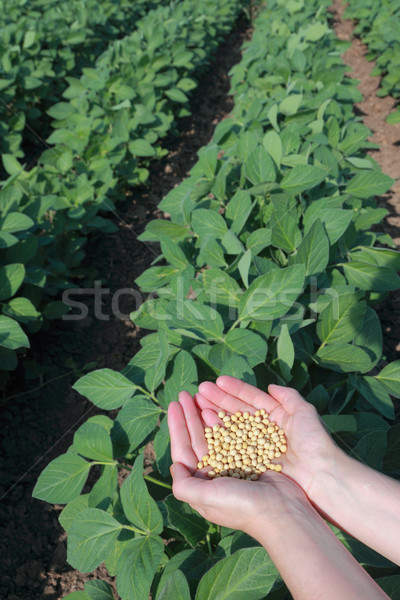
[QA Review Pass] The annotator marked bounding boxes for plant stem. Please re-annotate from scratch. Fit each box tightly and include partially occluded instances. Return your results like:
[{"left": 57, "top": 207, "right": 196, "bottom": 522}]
[
  {"left": 123, "top": 524, "right": 147, "bottom": 535},
  {"left": 206, "top": 533, "right": 213, "bottom": 556},
  {"left": 144, "top": 474, "right": 172, "bottom": 490}
]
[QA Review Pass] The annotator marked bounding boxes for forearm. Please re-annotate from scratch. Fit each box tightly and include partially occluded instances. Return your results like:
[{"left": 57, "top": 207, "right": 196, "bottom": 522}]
[
  {"left": 311, "top": 446, "right": 400, "bottom": 564},
  {"left": 249, "top": 504, "right": 390, "bottom": 600}
]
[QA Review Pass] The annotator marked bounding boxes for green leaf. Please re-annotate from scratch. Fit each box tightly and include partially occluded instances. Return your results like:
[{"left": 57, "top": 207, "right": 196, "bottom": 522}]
[
  {"left": 135, "top": 266, "right": 178, "bottom": 292},
  {"left": 195, "top": 547, "right": 279, "bottom": 600},
  {"left": 238, "top": 249, "right": 252, "bottom": 288},
  {"left": 279, "top": 94, "right": 303, "bottom": 116},
  {"left": 198, "top": 146, "right": 218, "bottom": 180},
  {"left": 129, "top": 139, "right": 156, "bottom": 157},
  {"left": 220, "top": 356, "right": 257, "bottom": 386},
  {"left": 246, "top": 229, "right": 272, "bottom": 255},
  {"left": 191, "top": 209, "right": 228, "bottom": 240},
  {"left": 3, "top": 297, "right": 40, "bottom": 323},
  {"left": 322, "top": 415, "right": 357, "bottom": 432},
  {"left": 0, "top": 263, "right": 25, "bottom": 300},
  {"left": 277, "top": 324, "right": 294, "bottom": 381},
  {"left": 164, "top": 495, "right": 208, "bottom": 546},
  {"left": 88, "top": 465, "right": 118, "bottom": 511},
  {"left": 349, "top": 247, "right": 400, "bottom": 271},
  {"left": 0, "top": 232, "right": 18, "bottom": 249},
  {"left": 270, "top": 211, "right": 301, "bottom": 253},
  {"left": 63, "top": 593, "right": 90, "bottom": 600},
  {"left": 0, "top": 315, "right": 29, "bottom": 350},
  {"left": 316, "top": 343, "right": 372, "bottom": 374},
  {"left": 198, "top": 237, "right": 227, "bottom": 268},
  {"left": 73, "top": 369, "right": 136, "bottom": 409},
  {"left": 238, "top": 265, "right": 305, "bottom": 322},
  {"left": 0, "top": 212, "right": 34, "bottom": 233},
  {"left": 304, "top": 22, "right": 329, "bottom": 41},
  {"left": 203, "top": 269, "right": 242, "bottom": 307},
  {"left": 33, "top": 454, "right": 91, "bottom": 503},
  {"left": 374, "top": 361, "right": 400, "bottom": 398},
  {"left": 156, "top": 570, "right": 191, "bottom": 600},
  {"left": 158, "top": 549, "right": 211, "bottom": 597},
  {"left": 153, "top": 416, "right": 172, "bottom": 477},
  {"left": 317, "top": 293, "right": 366, "bottom": 344},
  {"left": 139, "top": 220, "right": 189, "bottom": 243},
  {"left": 291, "top": 219, "right": 329, "bottom": 276},
  {"left": 226, "top": 191, "right": 253, "bottom": 235},
  {"left": 166, "top": 87, "right": 188, "bottom": 103},
  {"left": 67, "top": 508, "right": 122, "bottom": 572},
  {"left": 145, "top": 331, "right": 169, "bottom": 393},
  {"left": 342, "top": 262, "right": 400, "bottom": 291},
  {"left": 353, "top": 307, "right": 382, "bottom": 371},
  {"left": 263, "top": 130, "right": 282, "bottom": 166},
  {"left": 164, "top": 350, "right": 198, "bottom": 406},
  {"left": 223, "top": 329, "right": 268, "bottom": 367},
  {"left": 59, "top": 495, "right": 90, "bottom": 533},
  {"left": 304, "top": 208, "right": 353, "bottom": 245},
  {"left": 160, "top": 239, "right": 188, "bottom": 269},
  {"left": 243, "top": 145, "right": 275, "bottom": 184},
  {"left": 116, "top": 536, "right": 164, "bottom": 600},
  {"left": 345, "top": 172, "right": 394, "bottom": 198},
  {"left": 120, "top": 455, "right": 163, "bottom": 534},
  {"left": 114, "top": 397, "right": 161, "bottom": 455},
  {"left": 350, "top": 375, "right": 394, "bottom": 419},
  {"left": 350, "top": 430, "right": 387, "bottom": 470},
  {"left": 376, "top": 576, "right": 400, "bottom": 600},
  {"left": 74, "top": 420, "right": 114, "bottom": 461},
  {"left": 85, "top": 580, "right": 115, "bottom": 600},
  {"left": 280, "top": 165, "right": 325, "bottom": 194},
  {"left": 168, "top": 300, "right": 224, "bottom": 341}
]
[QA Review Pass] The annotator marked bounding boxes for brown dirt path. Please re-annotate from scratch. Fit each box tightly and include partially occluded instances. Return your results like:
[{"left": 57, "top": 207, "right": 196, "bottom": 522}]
[
  {"left": 0, "top": 19, "right": 250, "bottom": 600},
  {"left": 330, "top": 0, "right": 400, "bottom": 361}
]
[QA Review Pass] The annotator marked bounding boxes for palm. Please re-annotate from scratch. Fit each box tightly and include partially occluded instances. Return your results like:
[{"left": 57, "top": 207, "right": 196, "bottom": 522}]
[
  {"left": 167, "top": 388, "right": 310, "bottom": 532},
  {"left": 195, "top": 376, "right": 335, "bottom": 496}
]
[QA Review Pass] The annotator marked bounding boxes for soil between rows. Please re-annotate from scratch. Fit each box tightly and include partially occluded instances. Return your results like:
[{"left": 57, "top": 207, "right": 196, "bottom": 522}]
[{"left": 1, "top": 5, "right": 399, "bottom": 599}]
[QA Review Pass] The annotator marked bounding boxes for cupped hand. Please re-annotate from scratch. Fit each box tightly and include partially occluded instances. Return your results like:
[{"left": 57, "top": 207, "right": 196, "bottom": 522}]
[
  {"left": 167, "top": 391, "right": 312, "bottom": 537},
  {"left": 195, "top": 376, "right": 338, "bottom": 499}
]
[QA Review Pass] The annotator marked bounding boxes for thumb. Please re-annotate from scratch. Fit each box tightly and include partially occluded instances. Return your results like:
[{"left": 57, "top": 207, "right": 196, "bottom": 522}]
[{"left": 170, "top": 462, "right": 208, "bottom": 505}]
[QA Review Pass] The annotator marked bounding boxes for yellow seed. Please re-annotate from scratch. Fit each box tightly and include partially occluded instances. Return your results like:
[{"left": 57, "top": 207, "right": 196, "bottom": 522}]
[
  {"left": 255, "top": 410, "right": 261, "bottom": 417},
  {"left": 220, "top": 469, "right": 228, "bottom": 476},
  {"left": 213, "top": 425, "right": 220, "bottom": 431},
  {"left": 197, "top": 461, "right": 204, "bottom": 469},
  {"left": 232, "top": 473, "right": 240, "bottom": 478},
  {"left": 275, "top": 451, "right": 281, "bottom": 458},
  {"left": 205, "top": 432, "right": 213, "bottom": 439},
  {"left": 250, "top": 474, "right": 259, "bottom": 480},
  {"left": 216, "top": 461, "right": 224, "bottom": 470},
  {"left": 260, "top": 409, "right": 266, "bottom": 415},
  {"left": 244, "top": 466, "right": 252, "bottom": 474},
  {"left": 218, "top": 411, "right": 226, "bottom": 418},
  {"left": 280, "top": 445, "right": 287, "bottom": 453},
  {"left": 243, "top": 411, "right": 249, "bottom": 418},
  {"left": 275, "top": 464, "right": 283, "bottom": 472},
  {"left": 223, "top": 415, "right": 231, "bottom": 422},
  {"left": 208, "top": 470, "right": 216, "bottom": 478}
]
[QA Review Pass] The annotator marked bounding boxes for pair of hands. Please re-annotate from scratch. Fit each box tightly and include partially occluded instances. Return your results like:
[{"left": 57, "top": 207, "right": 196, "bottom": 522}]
[{"left": 167, "top": 376, "right": 338, "bottom": 537}]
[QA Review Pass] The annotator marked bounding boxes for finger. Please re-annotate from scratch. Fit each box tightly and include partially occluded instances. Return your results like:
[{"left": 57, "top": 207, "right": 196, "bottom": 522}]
[
  {"left": 268, "top": 384, "right": 307, "bottom": 415},
  {"left": 167, "top": 401, "right": 198, "bottom": 472},
  {"left": 171, "top": 462, "right": 212, "bottom": 505},
  {"left": 201, "top": 408, "right": 224, "bottom": 428},
  {"left": 216, "top": 376, "right": 280, "bottom": 413},
  {"left": 198, "top": 381, "right": 255, "bottom": 414},
  {"left": 179, "top": 391, "right": 209, "bottom": 460}
]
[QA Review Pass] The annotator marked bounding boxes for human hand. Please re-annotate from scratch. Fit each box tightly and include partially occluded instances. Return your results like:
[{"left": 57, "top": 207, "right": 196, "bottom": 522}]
[
  {"left": 195, "top": 376, "right": 338, "bottom": 499},
  {"left": 167, "top": 390, "right": 313, "bottom": 538}
]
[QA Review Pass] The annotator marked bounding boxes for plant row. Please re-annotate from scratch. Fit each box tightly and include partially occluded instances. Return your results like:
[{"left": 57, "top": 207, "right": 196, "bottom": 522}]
[
  {"left": 344, "top": 0, "right": 400, "bottom": 123},
  {"left": 0, "top": 0, "right": 169, "bottom": 159},
  {"left": 0, "top": 0, "right": 245, "bottom": 385},
  {"left": 34, "top": 0, "right": 400, "bottom": 598}
]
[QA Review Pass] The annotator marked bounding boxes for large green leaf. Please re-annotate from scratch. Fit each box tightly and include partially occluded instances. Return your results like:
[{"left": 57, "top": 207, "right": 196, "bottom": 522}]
[
  {"left": 0, "top": 315, "right": 30, "bottom": 349},
  {"left": 191, "top": 209, "right": 228, "bottom": 240},
  {"left": 243, "top": 145, "right": 275, "bottom": 184},
  {"left": 270, "top": 211, "right": 301, "bottom": 253},
  {"left": 277, "top": 323, "right": 294, "bottom": 381},
  {"left": 3, "top": 297, "right": 40, "bottom": 323},
  {"left": 304, "top": 208, "right": 353, "bottom": 245},
  {"left": 0, "top": 212, "right": 34, "bottom": 233},
  {"left": 291, "top": 219, "right": 329, "bottom": 276},
  {"left": 223, "top": 329, "right": 268, "bottom": 367},
  {"left": 33, "top": 453, "right": 91, "bottom": 504},
  {"left": 85, "top": 580, "right": 115, "bottom": 600},
  {"left": 139, "top": 220, "right": 189, "bottom": 243},
  {"left": 153, "top": 416, "right": 172, "bottom": 477},
  {"left": 59, "top": 494, "right": 90, "bottom": 533},
  {"left": 280, "top": 165, "right": 325, "bottom": 194},
  {"left": 164, "top": 495, "right": 208, "bottom": 547},
  {"left": 195, "top": 547, "right": 279, "bottom": 600},
  {"left": 316, "top": 343, "right": 372, "bottom": 374},
  {"left": 225, "top": 191, "right": 253, "bottom": 235},
  {"left": 168, "top": 300, "right": 224, "bottom": 341},
  {"left": 345, "top": 171, "right": 394, "bottom": 198},
  {"left": 350, "top": 375, "right": 395, "bottom": 419},
  {"left": 88, "top": 465, "right": 118, "bottom": 511},
  {"left": 113, "top": 397, "right": 161, "bottom": 455},
  {"left": 0, "top": 263, "right": 25, "bottom": 300},
  {"left": 376, "top": 576, "right": 400, "bottom": 600},
  {"left": 374, "top": 361, "right": 400, "bottom": 398},
  {"left": 120, "top": 455, "right": 163, "bottom": 534},
  {"left": 74, "top": 420, "right": 114, "bottom": 462},
  {"left": 353, "top": 307, "right": 382, "bottom": 371},
  {"left": 203, "top": 268, "right": 242, "bottom": 307},
  {"left": 238, "top": 265, "right": 305, "bottom": 322},
  {"left": 67, "top": 508, "right": 122, "bottom": 572},
  {"left": 116, "top": 535, "right": 164, "bottom": 600},
  {"left": 342, "top": 262, "right": 400, "bottom": 291},
  {"left": 73, "top": 369, "right": 137, "bottom": 409},
  {"left": 350, "top": 430, "right": 387, "bottom": 470},
  {"left": 156, "top": 570, "right": 191, "bottom": 600},
  {"left": 317, "top": 293, "right": 366, "bottom": 344},
  {"left": 144, "top": 331, "right": 169, "bottom": 393},
  {"left": 164, "top": 349, "right": 198, "bottom": 406}
]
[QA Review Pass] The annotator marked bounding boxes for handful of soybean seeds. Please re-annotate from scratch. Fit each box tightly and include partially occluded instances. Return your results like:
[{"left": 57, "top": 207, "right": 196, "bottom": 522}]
[{"left": 198, "top": 409, "right": 287, "bottom": 480}]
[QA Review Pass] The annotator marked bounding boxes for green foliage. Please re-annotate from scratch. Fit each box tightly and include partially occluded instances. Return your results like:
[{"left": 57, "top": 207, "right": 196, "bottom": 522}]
[
  {"left": 344, "top": 0, "right": 400, "bottom": 124},
  {"left": 0, "top": 0, "right": 244, "bottom": 382},
  {"left": 34, "top": 0, "right": 400, "bottom": 598}
]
